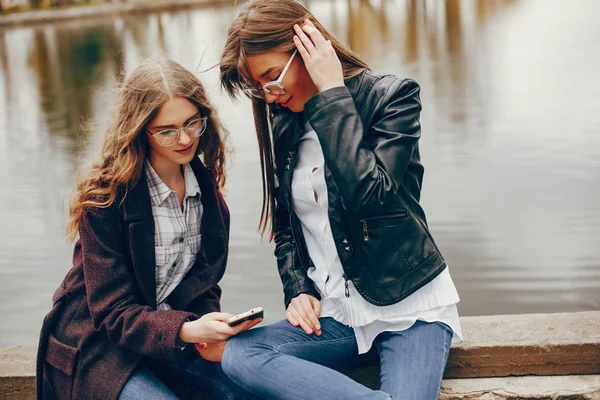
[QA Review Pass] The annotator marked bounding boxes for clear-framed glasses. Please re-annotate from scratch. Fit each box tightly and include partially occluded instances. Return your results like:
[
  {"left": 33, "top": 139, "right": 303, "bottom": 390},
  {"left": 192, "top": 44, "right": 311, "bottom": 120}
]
[
  {"left": 149, "top": 116, "right": 208, "bottom": 147},
  {"left": 243, "top": 50, "right": 298, "bottom": 99}
]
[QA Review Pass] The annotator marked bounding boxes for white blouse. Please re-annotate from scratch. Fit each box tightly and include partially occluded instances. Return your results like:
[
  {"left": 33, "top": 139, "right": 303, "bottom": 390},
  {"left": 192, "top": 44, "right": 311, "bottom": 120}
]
[{"left": 291, "top": 126, "right": 463, "bottom": 354}]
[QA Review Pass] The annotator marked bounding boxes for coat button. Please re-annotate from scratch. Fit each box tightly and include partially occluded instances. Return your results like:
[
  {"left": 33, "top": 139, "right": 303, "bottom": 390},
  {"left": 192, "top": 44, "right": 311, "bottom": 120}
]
[
  {"left": 345, "top": 246, "right": 351, "bottom": 252},
  {"left": 172, "top": 262, "right": 177, "bottom": 268},
  {"left": 286, "top": 165, "right": 290, "bottom": 170},
  {"left": 179, "top": 237, "right": 184, "bottom": 243},
  {"left": 343, "top": 238, "right": 348, "bottom": 244}
]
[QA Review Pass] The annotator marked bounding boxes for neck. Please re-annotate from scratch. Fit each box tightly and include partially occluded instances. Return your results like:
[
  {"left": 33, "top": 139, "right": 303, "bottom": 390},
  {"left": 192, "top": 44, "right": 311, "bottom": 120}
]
[{"left": 148, "top": 154, "right": 184, "bottom": 190}]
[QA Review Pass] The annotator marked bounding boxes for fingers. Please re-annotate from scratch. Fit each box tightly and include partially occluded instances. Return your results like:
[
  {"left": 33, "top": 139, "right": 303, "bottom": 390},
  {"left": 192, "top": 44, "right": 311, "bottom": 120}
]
[
  {"left": 287, "top": 295, "right": 322, "bottom": 335},
  {"left": 294, "top": 23, "right": 316, "bottom": 54},
  {"left": 310, "top": 297, "right": 322, "bottom": 335},
  {"left": 287, "top": 305, "right": 314, "bottom": 334},
  {"left": 298, "top": 295, "right": 321, "bottom": 335},
  {"left": 286, "top": 310, "right": 299, "bottom": 327},
  {"left": 243, "top": 318, "right": 263, "bottom": 331},
  {"left": 294, "top": 25, "right": 311, "bottom": 63},
  {"left": 301, "top": 19, "right": 328, "bottom": 49},
  {"left": 203, "top": 312, "right": 235, "bottom": 322},
  {"left": 293, "top": 35, "right": 310, "bottom": 63},
  {"left": 230, "top": 318, "right": 263, "bottom": 336},
  {"left": 311, "top": 296, "right": 322, "bottom": 318},
  {"left": 249, "top": 318, "right": 263, "bottom": 329}
]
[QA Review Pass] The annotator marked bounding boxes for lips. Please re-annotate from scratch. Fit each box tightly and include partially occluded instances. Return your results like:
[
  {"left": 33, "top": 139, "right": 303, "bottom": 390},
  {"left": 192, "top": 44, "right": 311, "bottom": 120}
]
[
  {"left": 175, "top": 144, "right": 194, "bottom": 154},
  {"left": 279, "top": 96, "right": 293, "bottom": 107}
]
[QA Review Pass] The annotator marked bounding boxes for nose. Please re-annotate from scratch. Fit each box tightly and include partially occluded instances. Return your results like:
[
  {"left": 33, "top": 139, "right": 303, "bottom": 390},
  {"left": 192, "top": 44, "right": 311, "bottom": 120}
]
[
  {"left": 264, "top": 93, "right": 277, "bottom": 104},
  {"left": 178, "top": 129, "right": 192, "bottom": 146}
]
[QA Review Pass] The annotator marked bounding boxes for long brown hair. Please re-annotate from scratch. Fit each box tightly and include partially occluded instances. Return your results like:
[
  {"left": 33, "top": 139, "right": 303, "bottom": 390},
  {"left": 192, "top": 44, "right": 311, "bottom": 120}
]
[
  {"left": 220, "top": 0, "right": 369, "bottom": 240},
  {"left": 66, "top": 55, "right": 228, "bottom": 241}
]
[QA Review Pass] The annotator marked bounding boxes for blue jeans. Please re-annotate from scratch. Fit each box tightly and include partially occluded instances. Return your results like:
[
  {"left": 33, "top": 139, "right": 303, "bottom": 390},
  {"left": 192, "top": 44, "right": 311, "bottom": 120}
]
[
  {"left": 118, "top": 356, "right": 253, "bottom": 400},
  {"left": 222, "top": 318, "right": 453, "bottom": 400}
]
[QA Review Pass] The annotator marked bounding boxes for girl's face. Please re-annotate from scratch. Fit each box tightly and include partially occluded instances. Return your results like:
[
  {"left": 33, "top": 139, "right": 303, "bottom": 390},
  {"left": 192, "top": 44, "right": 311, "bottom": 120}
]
[
  {"left": 246, "top": 50, "right": 318, "bottom": 112},
  {"left": 146, "top": 96, "right": 202, "bottom": 168}
]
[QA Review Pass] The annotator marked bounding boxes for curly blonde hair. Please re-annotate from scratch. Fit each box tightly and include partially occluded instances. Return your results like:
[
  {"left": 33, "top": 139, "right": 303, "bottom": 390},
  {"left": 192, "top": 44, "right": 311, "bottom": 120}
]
[{"left": 66, "top": 55, "right": 228, "bottom": 241}]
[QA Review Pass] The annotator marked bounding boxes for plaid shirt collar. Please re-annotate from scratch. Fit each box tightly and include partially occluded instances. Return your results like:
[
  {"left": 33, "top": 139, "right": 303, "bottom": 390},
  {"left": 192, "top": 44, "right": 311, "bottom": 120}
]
[{"left": 145, "top": 161, "right": 201, "bottom": 207}]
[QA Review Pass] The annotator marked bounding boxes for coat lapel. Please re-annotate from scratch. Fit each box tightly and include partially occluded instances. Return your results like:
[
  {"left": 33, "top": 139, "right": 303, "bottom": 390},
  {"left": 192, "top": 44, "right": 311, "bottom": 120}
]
[{"left": 122, "top": 176, "right": 157, "bottom": 309}]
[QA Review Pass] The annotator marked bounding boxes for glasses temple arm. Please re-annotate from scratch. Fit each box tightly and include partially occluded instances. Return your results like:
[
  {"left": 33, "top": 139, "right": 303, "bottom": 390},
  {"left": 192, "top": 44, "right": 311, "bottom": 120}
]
[{"left": 277, "top": 50, "right": 298, "bottom": 83}]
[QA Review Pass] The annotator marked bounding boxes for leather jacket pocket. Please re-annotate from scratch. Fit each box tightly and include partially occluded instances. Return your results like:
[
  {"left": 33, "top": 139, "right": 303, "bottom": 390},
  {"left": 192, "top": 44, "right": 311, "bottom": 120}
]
[
  {"left": 44, "top": 334, "right": 79, "bottom": 399},
  {"left": 358, "top": 212, "right": 436, "bottom": 286}
]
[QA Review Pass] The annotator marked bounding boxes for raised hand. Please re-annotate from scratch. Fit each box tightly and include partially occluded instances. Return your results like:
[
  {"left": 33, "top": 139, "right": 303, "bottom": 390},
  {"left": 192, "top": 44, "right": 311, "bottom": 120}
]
[
  {"left": 286, "top": 293, "right": 322, "bottom": 336},
  {"left": 293, "top": 19, "right": 345, "bottom": 93}
]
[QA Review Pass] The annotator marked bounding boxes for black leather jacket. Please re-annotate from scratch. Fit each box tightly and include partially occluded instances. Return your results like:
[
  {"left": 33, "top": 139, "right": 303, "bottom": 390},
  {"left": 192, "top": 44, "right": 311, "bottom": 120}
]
[{"left": 271, "top": 71, "right": 447, "bottom": 308}]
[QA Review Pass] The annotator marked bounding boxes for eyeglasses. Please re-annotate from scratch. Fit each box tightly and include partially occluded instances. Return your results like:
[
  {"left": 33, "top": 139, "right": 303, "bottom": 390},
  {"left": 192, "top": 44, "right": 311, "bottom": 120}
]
[
  {"left": 243, "top": 50, "right": 298, "bottom": 99},
  {"left": 148, "top": 117, "right": 208, "bottom": 147}
]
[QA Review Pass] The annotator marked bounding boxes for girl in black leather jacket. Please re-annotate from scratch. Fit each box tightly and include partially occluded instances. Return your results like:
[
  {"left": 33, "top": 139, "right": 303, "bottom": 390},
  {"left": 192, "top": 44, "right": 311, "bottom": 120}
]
[{"left": 219, "top": 1, "right": 463, "bottom": 399}]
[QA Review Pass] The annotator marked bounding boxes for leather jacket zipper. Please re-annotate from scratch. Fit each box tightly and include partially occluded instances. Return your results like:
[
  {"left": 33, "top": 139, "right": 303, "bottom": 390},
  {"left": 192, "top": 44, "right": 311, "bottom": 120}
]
[
  {"left": 361, "top": 220, "right": 369, "bottom": 241},
  {"left": 342, "top": 274, "right": 350, "bottom": 298},
  {"left": 360, "top": 212, "right": 408, "bottom": 242}
]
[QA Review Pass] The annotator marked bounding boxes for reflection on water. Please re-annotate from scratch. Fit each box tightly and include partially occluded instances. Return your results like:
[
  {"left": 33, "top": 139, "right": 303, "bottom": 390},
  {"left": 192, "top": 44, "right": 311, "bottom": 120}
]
[{"left": 1, "top": 0, "right": 599, "bottom": 348}]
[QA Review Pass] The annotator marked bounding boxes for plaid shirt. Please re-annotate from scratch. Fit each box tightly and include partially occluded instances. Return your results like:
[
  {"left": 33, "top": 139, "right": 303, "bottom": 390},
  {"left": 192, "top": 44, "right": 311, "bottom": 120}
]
[{"left": 145, "top": 162, "right": 203, "bottom": 310}]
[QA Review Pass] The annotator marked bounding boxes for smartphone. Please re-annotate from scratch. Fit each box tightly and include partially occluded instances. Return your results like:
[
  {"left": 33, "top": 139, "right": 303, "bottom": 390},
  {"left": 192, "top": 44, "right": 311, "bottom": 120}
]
[{"left": 226, "top": 307, "right": 264, "bottom": 327}]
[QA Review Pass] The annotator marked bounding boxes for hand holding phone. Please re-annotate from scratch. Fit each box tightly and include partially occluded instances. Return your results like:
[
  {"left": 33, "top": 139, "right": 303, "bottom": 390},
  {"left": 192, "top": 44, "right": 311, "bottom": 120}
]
[
  {"left": 179, "top": 311, "right": 262, "bottom": 344},
  {"left": 226, "top": 307, "right": 264, "bottom": 327}
]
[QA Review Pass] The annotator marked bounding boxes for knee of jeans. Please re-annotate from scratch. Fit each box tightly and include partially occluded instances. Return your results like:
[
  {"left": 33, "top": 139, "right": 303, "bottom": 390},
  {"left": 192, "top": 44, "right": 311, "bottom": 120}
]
[{"left": 221, "top": 335, "right": 249, "bottom": 378}]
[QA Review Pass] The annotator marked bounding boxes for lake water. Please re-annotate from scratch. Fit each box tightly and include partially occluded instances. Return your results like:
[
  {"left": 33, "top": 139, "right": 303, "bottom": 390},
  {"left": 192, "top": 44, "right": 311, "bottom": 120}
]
[{"left": 1, "top": 0, "right": 599, "bottom": 348}]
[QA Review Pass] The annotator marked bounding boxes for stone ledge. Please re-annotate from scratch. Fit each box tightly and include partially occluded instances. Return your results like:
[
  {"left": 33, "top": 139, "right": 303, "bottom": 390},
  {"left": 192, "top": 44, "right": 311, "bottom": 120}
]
[
  {"left": 445, "top": 311, "right": 600, "bottom": 378},
  {"left": 1, "top": 312, "right": 599, "bottom": 399},
  {"left": 440, "top": 375, "right": 600, "bottom": 400},
  {"left": 0, "top": 346, "right": 35, "bottom": 400}
]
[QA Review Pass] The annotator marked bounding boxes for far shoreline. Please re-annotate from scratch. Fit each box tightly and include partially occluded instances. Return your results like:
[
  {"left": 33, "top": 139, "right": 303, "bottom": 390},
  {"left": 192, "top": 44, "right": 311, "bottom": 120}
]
[{"left": 0, "top": 0, "right": 234, "bottom": 28}]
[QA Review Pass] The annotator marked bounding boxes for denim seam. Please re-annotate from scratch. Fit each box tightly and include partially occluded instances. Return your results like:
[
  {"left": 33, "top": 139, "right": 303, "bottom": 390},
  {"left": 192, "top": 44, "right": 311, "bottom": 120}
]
[
  {"left": 273, "top": 334, "right": 356, "bottom": 353},
  {"left": 439, "top": 324, "right": 452, "bottom": 386}
]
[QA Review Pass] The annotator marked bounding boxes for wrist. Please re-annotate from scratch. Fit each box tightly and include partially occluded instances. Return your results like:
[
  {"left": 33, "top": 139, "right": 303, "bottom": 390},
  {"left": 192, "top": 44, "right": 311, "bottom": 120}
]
[
  {"left": 176, "top": 334, "right": 191, "bottom": 349},
  {"left": 318, "top": 82, "right": 345, "bottom": 93},
  {"left": 178, "top": 321, "right": 195, "bottom": 343}
]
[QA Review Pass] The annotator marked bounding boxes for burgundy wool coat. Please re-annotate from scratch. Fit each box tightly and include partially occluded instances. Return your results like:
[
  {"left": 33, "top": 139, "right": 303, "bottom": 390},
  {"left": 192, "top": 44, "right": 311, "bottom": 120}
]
[{"left": 36, "top": 158, "right": 230, "bottom": 399}]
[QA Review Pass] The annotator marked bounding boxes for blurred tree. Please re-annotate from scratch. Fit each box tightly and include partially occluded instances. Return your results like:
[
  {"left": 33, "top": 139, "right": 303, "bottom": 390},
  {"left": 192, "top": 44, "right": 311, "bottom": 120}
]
[{"left": 49, "top": 0, "right": 73, "bottom": 7}]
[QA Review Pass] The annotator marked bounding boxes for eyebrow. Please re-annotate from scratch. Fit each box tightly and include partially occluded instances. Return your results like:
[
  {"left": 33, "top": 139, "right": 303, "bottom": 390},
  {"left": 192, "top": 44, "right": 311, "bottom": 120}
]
[
  {"left": 260, "top": 66, "right": 281, "bottom": 79},
  {"left": 150, "top": 112, "right": 200, "bottom": 130}
]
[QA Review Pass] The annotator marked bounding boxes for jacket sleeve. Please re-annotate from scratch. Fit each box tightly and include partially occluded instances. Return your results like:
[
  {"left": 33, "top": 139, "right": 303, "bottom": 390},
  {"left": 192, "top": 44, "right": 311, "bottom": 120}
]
[
  {"left": 273, "top": 185, "right": 320, "bottom": 308},
  {"left": 80, "top": 206, "right": 198, "bottom": 364},
  {"left": 304, "top": 77, "right": 422, "bottom": 215}
]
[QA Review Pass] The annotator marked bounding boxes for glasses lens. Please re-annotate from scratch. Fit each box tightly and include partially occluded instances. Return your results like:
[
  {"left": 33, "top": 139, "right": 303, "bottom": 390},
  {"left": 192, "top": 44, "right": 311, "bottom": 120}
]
[
  {"left": 185, "top": 118, "right": 207, "bottom": 138},
  {"left": 242, "top": 87, "right": 264, "bottom": 99},
  {"left": 155, "top": 130, "right": 178, "bottom": 147},
  {"left": 263, "top": 83, "right": 286, "bottom": 96}
]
